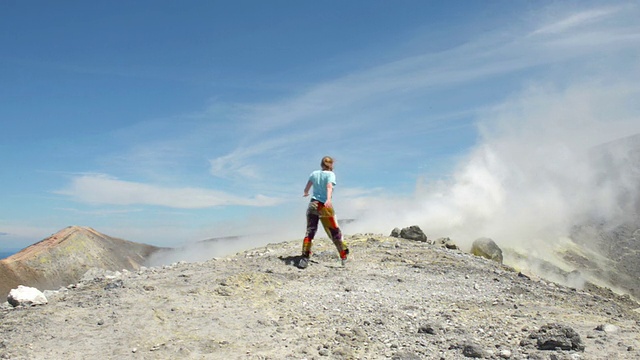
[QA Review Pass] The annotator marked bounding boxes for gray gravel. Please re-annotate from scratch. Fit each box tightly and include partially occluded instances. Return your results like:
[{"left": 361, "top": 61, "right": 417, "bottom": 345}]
[{"left": 1, "top": 234, "right": 639, "bottom": 359}]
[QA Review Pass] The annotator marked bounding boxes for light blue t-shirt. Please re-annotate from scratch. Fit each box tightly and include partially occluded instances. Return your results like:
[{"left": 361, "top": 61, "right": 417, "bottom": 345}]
[{"left": 309, "top": 170, "right": 336, "bottom": 204}]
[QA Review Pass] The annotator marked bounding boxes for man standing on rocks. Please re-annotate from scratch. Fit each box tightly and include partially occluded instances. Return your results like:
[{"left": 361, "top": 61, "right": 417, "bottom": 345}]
[{"left": 299, "top": 156, "right": 349, "bottom": 269}]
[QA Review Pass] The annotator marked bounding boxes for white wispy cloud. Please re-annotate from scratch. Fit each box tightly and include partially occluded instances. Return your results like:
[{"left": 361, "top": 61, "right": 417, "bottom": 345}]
[
  {"left": 204, "top": 5, "right": 640, "bottom": 184},
  {"left": 209, "top": 132, "right": 315, "bottom": 180},
  {"left": 56, "top": 207, "right": 144, "bottom": 216},
  {"left": 531, "top": 6, "right": 623, "bottom": 36},
  {"left": 56, "top": 174, "right": 283, "bottom": 208},
  {"left": 339, "top": 187, "right": 385, "bottom": 199}
]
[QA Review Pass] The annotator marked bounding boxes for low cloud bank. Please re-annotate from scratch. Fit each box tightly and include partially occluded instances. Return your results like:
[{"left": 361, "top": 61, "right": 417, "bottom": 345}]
[
  {"left": 146, "top": 231, "right": 301, "bottom": 266},
  {"left": 56, "top": 174, "right": 282, "bottom": 209}
]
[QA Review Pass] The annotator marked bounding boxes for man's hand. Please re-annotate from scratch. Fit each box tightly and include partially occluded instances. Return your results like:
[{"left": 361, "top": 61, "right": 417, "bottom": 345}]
[
  {"left": 303, "top": 192, "right": 309, "bottom": 197},
  {"left": 324, "top": 199, "right": 332, "bottom": 208}
]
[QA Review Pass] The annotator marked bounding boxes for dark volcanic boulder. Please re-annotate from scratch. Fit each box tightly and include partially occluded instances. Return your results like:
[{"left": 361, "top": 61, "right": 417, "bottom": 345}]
[
  {"left": 520, "top": 323, "right": 585, "bottom": 351},
  {"left": 399, "top": 226, "right": 428, "bottom": 242}
]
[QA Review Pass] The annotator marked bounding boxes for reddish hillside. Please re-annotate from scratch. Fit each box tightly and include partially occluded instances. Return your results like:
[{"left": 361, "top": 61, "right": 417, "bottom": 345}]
[{"left": 0, "top": 226, "right": 164, "bottom": 300}]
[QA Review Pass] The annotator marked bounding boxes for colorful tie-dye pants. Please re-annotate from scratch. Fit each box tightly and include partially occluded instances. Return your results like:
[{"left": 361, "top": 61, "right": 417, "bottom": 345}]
[{"left": 302, "top": 200, "right": 349, "bottom": 260}]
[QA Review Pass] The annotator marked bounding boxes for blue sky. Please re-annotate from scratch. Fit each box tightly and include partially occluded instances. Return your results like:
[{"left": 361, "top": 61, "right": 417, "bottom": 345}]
[{"left": 2, "top": 1, "right": 640, "bottom": 257}]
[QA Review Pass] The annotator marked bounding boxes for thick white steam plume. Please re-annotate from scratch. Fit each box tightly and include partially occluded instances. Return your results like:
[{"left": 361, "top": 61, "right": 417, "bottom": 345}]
[{"left": 346, "top": 80, "right": 640, "bottom": 256}]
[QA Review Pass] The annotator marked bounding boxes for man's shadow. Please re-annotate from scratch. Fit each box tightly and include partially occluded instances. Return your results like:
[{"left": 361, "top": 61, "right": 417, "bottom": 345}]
[{"left": 278, "top": 255, "right": 312, "bottom": 268}]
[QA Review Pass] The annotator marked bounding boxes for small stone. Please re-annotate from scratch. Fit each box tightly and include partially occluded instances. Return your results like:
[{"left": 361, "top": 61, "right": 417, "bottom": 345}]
[
  {"left": 462, "top": 343, "right": 486, "bottom": 358},
  {"left": 499, "top": 349, "right": 512, "bottom": 358},
  {"left": 418, "top": 324, "right": 437, "bottom": 335},
  {"left": 594, "top": 324, "right": 619, "bottom": 333}
]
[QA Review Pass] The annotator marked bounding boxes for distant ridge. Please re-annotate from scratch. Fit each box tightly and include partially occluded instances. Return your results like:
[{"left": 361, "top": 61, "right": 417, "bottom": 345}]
[{"left": 0, "top": 226, "right": 164, "bottom": 300}]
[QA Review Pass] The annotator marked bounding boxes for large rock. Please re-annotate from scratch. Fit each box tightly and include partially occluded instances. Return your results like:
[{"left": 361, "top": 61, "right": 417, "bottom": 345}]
[
  {"left": 520, "top": 323, "right": 585, "bottom": 351},
  {"left": 7, "top": 285, "right": 48, "bottom": 307},
  {"left": 397, "top": 226, "right": 428, "bottom": 242},
  {"left": 471, "top": 237, "right": 503, "bottom": 264}
]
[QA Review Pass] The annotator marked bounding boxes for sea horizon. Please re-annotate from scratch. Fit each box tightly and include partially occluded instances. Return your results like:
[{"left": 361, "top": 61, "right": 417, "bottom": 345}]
[{"left": 0, "top": 249, "right": 20, "bottom": 260}]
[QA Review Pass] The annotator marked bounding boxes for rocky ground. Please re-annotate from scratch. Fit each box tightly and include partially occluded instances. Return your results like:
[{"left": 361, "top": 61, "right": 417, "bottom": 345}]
[{"left": 1, "top": 234, "right": 639, "bottom": 360}]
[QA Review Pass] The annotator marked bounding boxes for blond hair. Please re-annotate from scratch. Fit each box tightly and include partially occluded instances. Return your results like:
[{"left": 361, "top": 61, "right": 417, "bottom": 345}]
[{"left": 321, "top": 156, "right": 334, "bottom": 170}]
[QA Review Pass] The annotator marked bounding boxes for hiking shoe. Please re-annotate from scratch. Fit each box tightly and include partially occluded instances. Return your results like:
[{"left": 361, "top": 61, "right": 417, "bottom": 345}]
[
  {"left": 298, "top": 257, "right": 309, "bottom": 269},
  {"left": 341, "top": 258, "right": 347, "bottom": 267}
]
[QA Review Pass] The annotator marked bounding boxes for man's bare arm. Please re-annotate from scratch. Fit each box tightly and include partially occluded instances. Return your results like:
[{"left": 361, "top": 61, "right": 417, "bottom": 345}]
[
  {"left": 325, "top": 182, "right": 334, "bottom": 207},
  {"left": 303, "top": 180, "right": 312, "bottom": 197}
]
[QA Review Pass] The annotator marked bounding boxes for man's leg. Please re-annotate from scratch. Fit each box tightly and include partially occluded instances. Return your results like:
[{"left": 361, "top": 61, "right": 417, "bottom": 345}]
[
  {"left": 319, "top": 205, "right": 349, "bottom": 262},
  {"left": 302, "top": 201, "right": 320, "bottom": 258}
]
